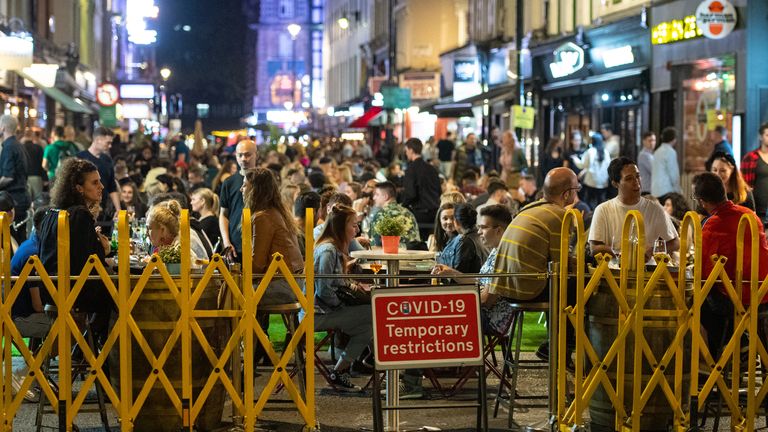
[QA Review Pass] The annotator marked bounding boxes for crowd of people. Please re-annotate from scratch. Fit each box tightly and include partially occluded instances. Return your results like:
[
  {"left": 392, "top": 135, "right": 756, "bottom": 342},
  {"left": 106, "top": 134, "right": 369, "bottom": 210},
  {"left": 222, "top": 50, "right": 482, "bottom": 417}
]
[{"left": 3, "top": 111, "right": 768, "bottom": 399}]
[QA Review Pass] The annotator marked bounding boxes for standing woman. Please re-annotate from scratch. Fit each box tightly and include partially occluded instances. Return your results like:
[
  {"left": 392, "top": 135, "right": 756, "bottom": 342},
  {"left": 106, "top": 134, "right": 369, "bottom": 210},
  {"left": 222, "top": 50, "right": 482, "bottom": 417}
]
[
  {"left": 38, "top": 159, "right": 112, "bottom": 325},
  {"left": 541, "top": 137, "right": 566, "bottom": 177},
  {"left": 579, "top": 133, "right": 611, "bottom": 211},
  {"left": 710, "top": 151, "right": 755, "bottom": 211},
  {"left": 242, "top": 168, "right": 304, "bottom": 304},
  {"left": 314, "top": 204, "right": 372, "bottom": 391},
  {"left": 741, "top": 123, "right": 768, "bottom": 222},
  {"left": 190, "top": 187, "right": 221, "bottom": 250}
]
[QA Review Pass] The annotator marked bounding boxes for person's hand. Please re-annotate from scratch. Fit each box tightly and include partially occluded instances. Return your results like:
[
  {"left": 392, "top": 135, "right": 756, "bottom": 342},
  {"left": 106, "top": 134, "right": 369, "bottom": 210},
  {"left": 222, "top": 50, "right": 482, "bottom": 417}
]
[
  {"left": 98, "top": 232, "right": 111, "bottom": 255},
  {"left": 352, "top": 197, "right": 369, "bottom": 214},
  {"left": 431, "top": 264, "right": 456, "bottom": 276},
  {"left": 356, "top": 236, "right": 371, "bottom": 249},
  {"left": 222, "top": 244, "right": 238, "bottom": 262},
  {"left": 345, "top": 258, "right": 359, "bottom": 273}
]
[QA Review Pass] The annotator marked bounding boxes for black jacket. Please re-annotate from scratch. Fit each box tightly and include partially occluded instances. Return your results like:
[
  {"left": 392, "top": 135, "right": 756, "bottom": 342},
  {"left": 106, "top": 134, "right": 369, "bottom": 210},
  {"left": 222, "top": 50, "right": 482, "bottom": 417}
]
[{"left": 402, "top": 157, "right": 440, "bottom": 216}]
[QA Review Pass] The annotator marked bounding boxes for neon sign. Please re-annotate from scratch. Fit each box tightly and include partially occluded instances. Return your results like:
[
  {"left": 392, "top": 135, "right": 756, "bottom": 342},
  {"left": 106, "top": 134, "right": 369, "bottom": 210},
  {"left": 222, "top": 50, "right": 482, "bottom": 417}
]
[{"left": 652, "top": 15, "right": 703, "bottom": 45}]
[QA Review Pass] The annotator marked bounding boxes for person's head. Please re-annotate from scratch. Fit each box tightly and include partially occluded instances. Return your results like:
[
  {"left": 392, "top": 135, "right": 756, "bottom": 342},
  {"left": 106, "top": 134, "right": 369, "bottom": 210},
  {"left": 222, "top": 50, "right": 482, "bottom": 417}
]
[
  {"left": 188, "top": 165, "right": 206, "bottom": 185},
  {"left": 307, "top": 170, "right": 327, "bottom": 190},
  {"left": 519, "top": 175, "right": 537, "bottom": 196},
  {"left": 32, "top": 205, "right": 53, "bottom": 234},
  {"left": 710, "top": 151, "right": 749, "bottom": 204},
  {"left": 63, "top": 126, "right": 76, "bottom": 141},
  {"left": 440, "top": 191, "right": 466, "bottom": 205},
  {"left": 502, "top": 131, "right": 516, "bottom": 148},
  {"left": 404, "top": 137, "right": 423, "bottom": 161},
  {"left": 660, "top": 127, "right": 677, "bottom": 145},
  {"left": 461, "top": 170, "right": 478, "bottom": 187},
  {"left": 487, "top": 180, "right": 509, "bottom": 202},
  {"left": 659, "top": 193, "right": 690, "bottom": 221},
  {"left": 760, "top": 123, "right": 768, "bottom": 147},
  {"left": 50, "top": 158, "right": 102, "bottom": 209},
  {"left": 286, "top": 167, "right": 306, "bottom": 185},
  {"left": 52, "top": 126, "right": 65, "bottom": 141},
  {"left": 465, "top": 133, "right": 477, "bottom": 148},
  {"left": 714, "top": 125, "right": 728, "bottom": 142},
  {"left": 280, "top": 183, "right": 300, "bottom": 210},
  {"left": 0, "top": 115, "right": 18, "bottom": 138},
  {"left": 141, "top": 145, "right": 153, "bottom": 160},
  {"left": 692, "top": 171, "right": 728, "bottom": 213},
  {"left": 608, "top": 157, "right": 641, "bottom": 203},
  {"left": 570, "top": 130, "right": 583, "bottom": 150},
  {"left": 242, "top": 167, "right": 296, "bottom": 232},
  {"left": 641, "top": 131, "right": 656, "bottom": 150},
  {"left": 542, "top": 167, "right": 579, "bottom": 207},
  {"left": 373, "top": 181, "right": 397, "bottom": 207},
  {"left": 90, "top": 127, "right": 114, "bottom": 155},
  {"left": 340, "top": 181, "right": 361, "bottom": 201},
  {"left": 325, "top": 192, "right": 353, "bottom": 217},
  {"left": 478, "top": 204, "right": 512, "bottom": 248},
  {"left": 235, "top": 139, "right": 258, "bottom": 171},
  {"left": 600, "top": 123, "right": 613, "bottom": 139},
  {"left": 439, "top": 203, "right": 456, "bottom": 236},
  {"left": 120, "top": 182, "right": 139, "bottom": 204},
  {"left": 294, "top": 190, "right": 321, "bottom": 224},
  {"left": 545, "top": 137, "right": 562, "bottom": 155},
  {"left": 146, "top": 199, "right": 182, "bottom": 248},
  {"left": 453, "top": 203, "right": 477, "bottom": 233},
  {"left": 0, "top": 191, "right": 16, "bottom": 220},
  {"left": 190, "top": 187, "right": 219, "bottom": 215},
  {"left": 317, "top": 204, "right": 357, "bottom": 252}
]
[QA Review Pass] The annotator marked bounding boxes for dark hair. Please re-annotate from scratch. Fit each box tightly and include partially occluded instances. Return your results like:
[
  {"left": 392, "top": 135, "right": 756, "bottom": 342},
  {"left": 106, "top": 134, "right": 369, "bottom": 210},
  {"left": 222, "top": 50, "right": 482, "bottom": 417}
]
[
  {"left": 317, "top": 204, "right": 356, "bottom": 255},
  {"left": 33, "top": 205, "right": 53, "bottom": 233},
  {"left": 660, "top": 127, "right": 677, "bottom": 144},
  {"left": 760, "top": 123, "right": 768, "bottom": 136},
  {"left": 433, "top": 202, "right": 456, "bottom": 251},
  {"left": 405, "top": 137, "right": 423, "bottom": 155},
  {"left": 327, "top": 192, "right": 352, "bottom": 208},
  {"left": 375, "top": 181, "right": 397, "bottom": 200},
  {"left": 453, "top": 203, "right": 477, "bottom": 230},
  {"left": 53, "top": 126, "right": 65, "bottom": 138},
  {"left": 318, "top": 156, "right": 333, "bottom": 165},
  {"left": 307, "top": 170, "right": 327, "bottom": 189},
  {"left": 150, "top": 192, "right": 190, "bottom": 209},
  {"left": 243, "top": 167, "right": 296, "bottom": 234},
  {"left": 461, "top": 171, "right": 478, "bottom": 182},
  {"left": 591, "top": 133, "right": 606, "bottom": 163},
  {"left": 641, "top": 131, "right": 655, "bottom": 141},
  {"left": 658, "top": 193, "right": 690, "bottom": 220},
  {"left": 486, "top": 180, "right": 508, "bottom": 196},
  {"left": 714, "top": 125, "right": 727, "bottom": 135},
  {"left": 693, "top": 172, "right": 727, "bottom": 204},
  {"left": 50, "top": 158, "right": 99, "bottom": 209},
  {"left": 709, "top": 151, "right": 750, "bottom": 204},
  {"left": 608, "top": 157, "right": 636, "bottom": 184},
  {"left": 0, "top": 191, "right": 15, "bottom": 212},
  {"left": 294, "top": 191, "right": 321, "bottom": 218},
  {"left": 545, "top": 137, "right": 562, "bottom": 155},
  {"left": 600, "top": 123, "right": 613, "bottom": 134},
  {"left": 93, "top": 127, "right": 114, "bottom": 138},
  {"left": 479, "top": 204, "right": 512, "bottom": 227}
]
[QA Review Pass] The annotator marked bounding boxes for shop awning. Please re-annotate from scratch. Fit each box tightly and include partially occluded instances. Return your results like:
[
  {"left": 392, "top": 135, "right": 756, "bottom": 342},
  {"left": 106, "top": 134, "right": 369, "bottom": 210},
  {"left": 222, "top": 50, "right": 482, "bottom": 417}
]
[
  {"left": 15, "top": 69, "right": 94, "bottom": 114},
  {"left": 347, "top": 106, "right": 383, "bottom": 129},
  {"left": 457, "top": 83, "right": 517, "bottom": 106},
  {"left": 432, "top": 102, "right": 474, "bottom": 118},
  {"left": 542, "top": 66, "right": 647, "bottom": 95}
]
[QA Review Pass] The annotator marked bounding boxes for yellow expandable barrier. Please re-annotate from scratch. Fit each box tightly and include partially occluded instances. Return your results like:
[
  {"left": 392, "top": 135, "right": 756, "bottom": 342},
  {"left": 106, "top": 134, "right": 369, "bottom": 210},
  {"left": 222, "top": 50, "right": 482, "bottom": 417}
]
[
  {"left": 0, "top": 209, "right": 316, "bottom": 431},
  {"left": 557, "top": 209, "right": 768, "bottom": 432}
]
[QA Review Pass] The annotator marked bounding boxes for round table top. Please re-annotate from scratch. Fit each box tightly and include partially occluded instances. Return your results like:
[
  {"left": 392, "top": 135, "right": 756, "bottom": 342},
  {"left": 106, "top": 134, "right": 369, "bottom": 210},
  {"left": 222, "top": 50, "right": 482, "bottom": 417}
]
[{"left": 350, "top": 249, "right": 436, "bottom": 261}]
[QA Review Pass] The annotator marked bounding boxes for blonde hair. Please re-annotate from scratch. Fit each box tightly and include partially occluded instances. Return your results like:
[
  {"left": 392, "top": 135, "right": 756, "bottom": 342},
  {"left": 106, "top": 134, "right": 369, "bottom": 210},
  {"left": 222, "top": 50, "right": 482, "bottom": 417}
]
[
  {"left": 440, "top": 191, "right": 466, "bottom": 205},
  {"left": 147, "top": 199, "right": 182, "bottom": 238},
  {"left": 280, "top": 184, "right": 300, "bottom": 210},
  {"left": 192, "top": 188, "right": 220, "bottom": 214}
]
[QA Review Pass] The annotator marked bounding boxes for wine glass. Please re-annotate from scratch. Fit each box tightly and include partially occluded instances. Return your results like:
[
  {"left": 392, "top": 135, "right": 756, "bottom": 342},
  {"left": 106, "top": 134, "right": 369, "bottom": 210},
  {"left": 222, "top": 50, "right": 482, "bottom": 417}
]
[
  {"left": 369, "top": 260, "right": 383, "bottom": 289},
  {"left": 653, "top": 238, "right": 667, "bottom": 260},
  {"left": 611, "top": 235, "right": 622, "bottom": 267}
]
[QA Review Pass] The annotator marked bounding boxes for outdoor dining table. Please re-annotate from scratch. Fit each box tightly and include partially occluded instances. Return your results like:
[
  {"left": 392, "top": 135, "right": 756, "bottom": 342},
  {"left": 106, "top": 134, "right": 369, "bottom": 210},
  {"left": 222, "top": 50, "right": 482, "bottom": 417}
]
[{"left": 350, "top": 248, "right": 436, "bottom": 432}]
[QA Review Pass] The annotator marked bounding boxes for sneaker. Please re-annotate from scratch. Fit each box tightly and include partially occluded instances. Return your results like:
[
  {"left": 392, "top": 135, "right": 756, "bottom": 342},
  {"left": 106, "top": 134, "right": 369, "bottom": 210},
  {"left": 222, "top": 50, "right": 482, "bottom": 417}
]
[
  {"left": 329, "top": 371, "right": 361, "bottom": 392},
  {"left": 349, "top": 360, "right": 374, "bottom": 377},
  {"left": 379, "top": 380, "right": 424, "bottom": 400},
  {"left": 10, "top": 373, "right": 37, "bottom": 402}
]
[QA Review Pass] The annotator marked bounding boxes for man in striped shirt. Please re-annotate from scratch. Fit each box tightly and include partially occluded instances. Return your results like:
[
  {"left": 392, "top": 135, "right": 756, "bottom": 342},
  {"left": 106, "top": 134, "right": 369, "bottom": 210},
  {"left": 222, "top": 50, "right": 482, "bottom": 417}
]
[{"left": 489, "top": 167, "right": 579, "bottom": 302}]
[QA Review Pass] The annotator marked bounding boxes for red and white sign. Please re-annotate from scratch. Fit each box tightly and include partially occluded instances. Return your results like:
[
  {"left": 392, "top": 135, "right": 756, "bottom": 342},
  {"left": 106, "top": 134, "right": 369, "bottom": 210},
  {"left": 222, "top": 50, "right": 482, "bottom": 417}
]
[
  {"left": 372, "top": 286, "right": 483, "bottom": 369},
  {"left": 96, "top": 83, "right": 119, "bottom": 106},
  {"left": 695, "top": 0, "right": 737, "bottom": 40}
]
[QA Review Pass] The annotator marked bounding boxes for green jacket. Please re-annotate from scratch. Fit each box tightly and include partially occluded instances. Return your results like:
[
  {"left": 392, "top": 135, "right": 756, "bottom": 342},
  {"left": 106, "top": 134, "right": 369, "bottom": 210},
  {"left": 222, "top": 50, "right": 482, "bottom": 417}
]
[{"left": 43, "top": 140, "right": 79, "bottom": 179}]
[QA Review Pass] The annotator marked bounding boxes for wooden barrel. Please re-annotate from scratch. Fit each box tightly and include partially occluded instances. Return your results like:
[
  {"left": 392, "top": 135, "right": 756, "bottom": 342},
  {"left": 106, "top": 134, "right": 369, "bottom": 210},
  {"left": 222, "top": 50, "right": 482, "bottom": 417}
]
[
  {"left": 110, "top": 275, "right": 227, "bottom": 432},
  {"left": 586, "top": 269, "right": 691, "bottom": 431}
]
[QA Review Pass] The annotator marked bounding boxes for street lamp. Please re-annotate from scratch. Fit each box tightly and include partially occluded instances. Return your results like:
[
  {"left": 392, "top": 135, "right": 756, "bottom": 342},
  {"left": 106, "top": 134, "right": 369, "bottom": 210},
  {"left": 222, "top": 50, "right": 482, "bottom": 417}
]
[
  {"left": 160, "top": 67, "right": 172, "bottom": 81},
  {"left": 286, "top": 24, "right": 301, "bottom": 113}
]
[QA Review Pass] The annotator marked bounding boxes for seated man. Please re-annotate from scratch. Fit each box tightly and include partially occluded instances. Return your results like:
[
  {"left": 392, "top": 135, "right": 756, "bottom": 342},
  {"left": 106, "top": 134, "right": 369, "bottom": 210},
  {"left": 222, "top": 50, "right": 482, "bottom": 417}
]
[
  {"left": 589, "top": 157, "right": 679, "bottom": 262},
  {"left": 365, "top": 181, "right": 421, "bottom": 247},
  {"left": 694, "top": 171, "right": 768, "bottom": 355}
]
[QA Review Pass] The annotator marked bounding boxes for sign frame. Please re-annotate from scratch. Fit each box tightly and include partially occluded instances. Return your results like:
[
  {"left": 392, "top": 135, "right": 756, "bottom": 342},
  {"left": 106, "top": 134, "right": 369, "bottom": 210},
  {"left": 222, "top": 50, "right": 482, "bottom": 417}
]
[
  {"left": 696, "top": 0, "right": 737, "bottom": 40},
  {"left": 371, "top": 284, "right": 483, "bottom": 370},
  {"left": 96, "top": 82, "right": 119, "bottom": 106}
]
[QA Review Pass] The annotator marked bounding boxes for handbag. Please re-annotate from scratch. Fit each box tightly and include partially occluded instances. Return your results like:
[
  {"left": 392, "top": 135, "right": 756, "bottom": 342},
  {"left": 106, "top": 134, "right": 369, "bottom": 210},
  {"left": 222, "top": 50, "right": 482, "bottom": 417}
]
[{"left": 335, "top": 284, "right": 371, "bottom": 306}]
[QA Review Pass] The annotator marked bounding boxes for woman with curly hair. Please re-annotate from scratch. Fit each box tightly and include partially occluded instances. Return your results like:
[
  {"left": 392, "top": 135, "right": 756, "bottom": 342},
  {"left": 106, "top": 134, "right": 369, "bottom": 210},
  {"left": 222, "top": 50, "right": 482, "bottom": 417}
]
[
  {"left": 242, "top": 167, "right": 304, "bottom": 304},
  {"left": 658, "top": 192, "right": 691, "bottom": 229},
  {"left": 38, "top": 158, "right": 112, "bottom": 313}
]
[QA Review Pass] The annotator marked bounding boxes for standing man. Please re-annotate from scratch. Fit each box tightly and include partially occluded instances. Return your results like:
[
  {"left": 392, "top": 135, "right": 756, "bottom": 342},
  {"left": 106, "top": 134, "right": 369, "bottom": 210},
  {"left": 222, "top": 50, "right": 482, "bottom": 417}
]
[
  {"left": 453, "top": 133, "right": 484, "bottom": 183},
  {"left": 0, "top": 115, "right": 30, "bottom": 243},
  {"left": 76, "top": 127, "right": 121, "bottom": 222},
  {"left": 711, "top": 125, "right": 733, "bottom": 157},
  {"left": 499, "top": 130, "right": 528, "bottom": 189},
  {"left": 601, "top": 123, "right": 620, "bottom": 160},
  {"left": 402, "top": 138, "right": 441, "bottom": 239},
  {"left": 651, "top": 127, "right": 682, "bottom": 197},
  {"left": 219, "top": 139, "right": 257, "bottom": 262},
  {"left": 42, "top": 126, "right": 79, "bottom": 181},
  {"left": 637, "top": 131, "right": 656, "bottom": 194},
  {"left": 436, "top": 131, "right": 455, "bottom": 178}
]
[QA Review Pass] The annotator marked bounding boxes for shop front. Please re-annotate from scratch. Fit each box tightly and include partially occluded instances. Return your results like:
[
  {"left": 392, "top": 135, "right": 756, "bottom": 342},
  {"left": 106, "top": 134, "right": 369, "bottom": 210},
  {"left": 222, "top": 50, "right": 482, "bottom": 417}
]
[{"left": 532, "top": 15, "right": 651, "bottom": 162}]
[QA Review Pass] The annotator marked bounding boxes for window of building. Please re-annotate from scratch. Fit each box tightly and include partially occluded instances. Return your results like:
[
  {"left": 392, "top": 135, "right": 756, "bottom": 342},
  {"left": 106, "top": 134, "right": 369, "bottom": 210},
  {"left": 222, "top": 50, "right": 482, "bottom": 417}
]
[{"left": 279, "top": 0, "right": 294, "bottom": 18}]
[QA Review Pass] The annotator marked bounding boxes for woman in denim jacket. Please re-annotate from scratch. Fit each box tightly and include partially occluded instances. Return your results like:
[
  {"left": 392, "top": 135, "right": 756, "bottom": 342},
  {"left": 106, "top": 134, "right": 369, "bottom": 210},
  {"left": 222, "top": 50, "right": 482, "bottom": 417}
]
[{"left": 313, "top": 204, "right": 372, "bottom": 391}]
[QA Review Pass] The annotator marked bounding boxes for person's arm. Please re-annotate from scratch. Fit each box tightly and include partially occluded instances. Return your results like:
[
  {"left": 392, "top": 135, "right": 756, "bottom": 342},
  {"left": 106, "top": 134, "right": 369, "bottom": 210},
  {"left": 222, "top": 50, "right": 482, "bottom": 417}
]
[
  {"left": 110, "top": 191, "right": 121, "bottom": 213},
  {"left": 401, "top": 168, "right": 417, "bottom": 207},
  {"left": 431, "top": 263, "right": 476, "bottom": 285},
  {"left": 219, "top": 207, "right": 236, "bottom": 258},
  {"left": 314, "top": 246, "right": 343, "bottom": 309},
  {"left": 29, "top": 286, "right": 44, "bottom": 313},
  {"left": 251, "top": 214, "right": 275, "bottom": 273},
  {"left": 589, "top": 240, "right": 613, "bottom": 258}
]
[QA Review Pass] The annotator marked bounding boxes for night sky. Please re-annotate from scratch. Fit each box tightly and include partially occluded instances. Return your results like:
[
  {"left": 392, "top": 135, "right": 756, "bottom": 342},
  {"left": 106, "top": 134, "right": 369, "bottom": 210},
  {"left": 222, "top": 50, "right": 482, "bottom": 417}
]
[{"left": 156, "top": 0, "right": 248, "bottom": 129}]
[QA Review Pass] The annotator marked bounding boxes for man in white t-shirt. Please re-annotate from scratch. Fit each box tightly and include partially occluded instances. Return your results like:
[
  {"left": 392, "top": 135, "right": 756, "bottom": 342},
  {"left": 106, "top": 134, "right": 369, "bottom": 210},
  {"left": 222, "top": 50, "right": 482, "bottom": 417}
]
[{"left": 589, "top": 157, "right": 679, "bottom": 261}]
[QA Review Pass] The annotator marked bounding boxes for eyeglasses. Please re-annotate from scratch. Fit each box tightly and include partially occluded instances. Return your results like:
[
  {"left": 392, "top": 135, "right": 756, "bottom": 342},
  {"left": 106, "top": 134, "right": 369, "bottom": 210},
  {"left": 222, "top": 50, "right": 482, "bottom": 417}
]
[{"left": 565, "top": 185, "right": 582, "bottom": 193}]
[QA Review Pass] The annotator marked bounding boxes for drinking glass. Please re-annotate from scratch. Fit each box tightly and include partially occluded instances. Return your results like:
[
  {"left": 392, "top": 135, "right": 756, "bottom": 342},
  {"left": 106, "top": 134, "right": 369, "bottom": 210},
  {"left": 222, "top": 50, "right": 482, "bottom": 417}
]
[
  {"left": 653, "top": 239, "right": 667, "bottom": 257},
  {"left": 611, "top": 235, "right": 622, "bottom": 266},
  {"left": 370, "top": 260, "right": 383, "bottom": 289}
]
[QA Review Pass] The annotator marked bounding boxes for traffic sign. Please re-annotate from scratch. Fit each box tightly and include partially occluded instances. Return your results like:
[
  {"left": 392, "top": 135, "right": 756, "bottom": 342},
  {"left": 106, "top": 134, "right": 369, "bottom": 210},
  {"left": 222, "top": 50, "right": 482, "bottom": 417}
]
[
  {"left": 381, "top": 86, "right": 412, "bottom": 109},
  {"left": 96, "top": 83, "right": 119, "bottom": 106},
  {"left": 372, "top": 285, "right": 482, "bottom": 369}
]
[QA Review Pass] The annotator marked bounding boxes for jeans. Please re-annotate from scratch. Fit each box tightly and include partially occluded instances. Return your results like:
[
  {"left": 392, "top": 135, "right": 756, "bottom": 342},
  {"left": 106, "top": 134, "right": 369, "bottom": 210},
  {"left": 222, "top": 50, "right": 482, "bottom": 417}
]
[{"left": 315, "top": 305, "right": 372, "bottom": 362}]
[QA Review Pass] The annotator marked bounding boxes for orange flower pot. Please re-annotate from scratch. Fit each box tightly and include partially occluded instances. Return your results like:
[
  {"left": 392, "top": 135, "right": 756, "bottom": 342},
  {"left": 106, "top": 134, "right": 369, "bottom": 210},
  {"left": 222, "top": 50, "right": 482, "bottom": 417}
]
[{"left": 381, "top": 236, "right": 400, "bottom": 254}]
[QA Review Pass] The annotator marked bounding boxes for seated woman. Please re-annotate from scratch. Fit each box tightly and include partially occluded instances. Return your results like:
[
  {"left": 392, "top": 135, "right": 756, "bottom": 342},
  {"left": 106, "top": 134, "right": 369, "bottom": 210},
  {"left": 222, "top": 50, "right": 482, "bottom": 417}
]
[
  {"left": 428, "top": 202, "right": 457, "bottom": 253},
  {"left": 242, "top": 168, "right": 304, "bottom": 304},
  {"left": 146, "top": 199, "right": 203, "bottom": 262},
  {"left": 436, "top": 203, "right": 488, "bottom": 275},
  {"left": 433, "top": 204, "right": 513, "bottom": 334},
  {"left": 118, "top": 180, "right": 147, "bottom": 220},
  {"left": 314, "top": 204, "right": 372, "bottom": 392},
  {"left": 38, "top": 158, "right": 112, "bottom": 333},
  {"left": 190, "top": 187, "right": 221, "bottom": 250}
]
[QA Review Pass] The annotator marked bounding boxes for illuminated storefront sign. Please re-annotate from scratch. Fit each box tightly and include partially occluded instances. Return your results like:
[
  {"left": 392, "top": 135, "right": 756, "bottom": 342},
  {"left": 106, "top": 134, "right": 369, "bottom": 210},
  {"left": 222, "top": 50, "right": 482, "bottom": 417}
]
[
  {"left": 126, "top": 0, "right": 158, "bottom": 45},
  {"left": 696, "top": 0, "right": 737, "bottom": 39},
  {"left": 602, "top": 45, "right": 635, "bottom": 69},
  {"left": 652, "top": 15, "right": 703, "bottom": 45},
  {"left": 549, "top": 42, "right": 584, "bottom": 79},
  {"left": 0, "top": 33, "right": 33, "bottom": 70}
]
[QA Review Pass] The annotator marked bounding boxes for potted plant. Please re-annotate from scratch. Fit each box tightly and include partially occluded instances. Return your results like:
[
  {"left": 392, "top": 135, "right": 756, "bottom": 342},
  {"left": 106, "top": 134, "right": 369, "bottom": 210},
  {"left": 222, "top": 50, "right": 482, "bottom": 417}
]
[
  {"left": 374, "top": 215, "right": 410, "bottom": 253},
  {"left": 158, "top": 243, "right": 182, "bottom": 274}
]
